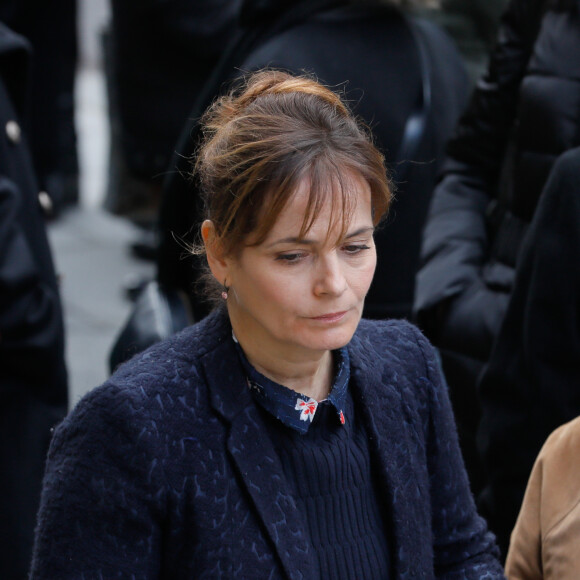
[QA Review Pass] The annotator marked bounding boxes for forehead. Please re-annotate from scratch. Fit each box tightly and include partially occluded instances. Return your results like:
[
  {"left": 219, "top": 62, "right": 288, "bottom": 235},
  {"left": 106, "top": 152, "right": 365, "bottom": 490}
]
[{"left": 263, "top": 171, "right": 373, "bottom": 241}]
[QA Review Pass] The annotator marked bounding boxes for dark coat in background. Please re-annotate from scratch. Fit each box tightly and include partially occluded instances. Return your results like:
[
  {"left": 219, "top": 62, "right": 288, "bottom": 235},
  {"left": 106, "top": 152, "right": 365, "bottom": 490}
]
[
  {"left": 107, "top": 0, "right": 241, "bottom": 181},
  {"left": 104, "top": 0, "right": 242, "bottom": 221},
  {"left": 157, "top": 0, "right": 469, "bottom": 322},
  {"left": 32, "top": 309, "right": 503, "bottom": 578},
  {"left": 0, "top": 22, "right": 68, "bottom": 579},
  {"left": 413, "top": 0, "right": 580, "bottom": 501},
  {"left": 0, "top": 0, "right": 78, "bottom": 213},
  {"left": 478, "top": 146, "right": 580, "bottom": 556}
]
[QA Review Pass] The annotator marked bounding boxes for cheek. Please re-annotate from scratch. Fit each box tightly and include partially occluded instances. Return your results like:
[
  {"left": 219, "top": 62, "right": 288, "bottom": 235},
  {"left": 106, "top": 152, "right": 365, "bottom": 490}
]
[
  {"left": 241, "top": 268, "right": 295, "bottom": 307},
  {"left": 358, "top": 269, "right": 375, "bottom": 296},
  {"left": 355, "top": 253, "right": 377, "bottom": 296}
]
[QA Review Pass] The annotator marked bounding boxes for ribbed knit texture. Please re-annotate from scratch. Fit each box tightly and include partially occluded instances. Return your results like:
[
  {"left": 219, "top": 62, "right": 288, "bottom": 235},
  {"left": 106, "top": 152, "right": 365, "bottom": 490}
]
[{"left": 261, "top": 390, "right": 391, "bottom": 579}]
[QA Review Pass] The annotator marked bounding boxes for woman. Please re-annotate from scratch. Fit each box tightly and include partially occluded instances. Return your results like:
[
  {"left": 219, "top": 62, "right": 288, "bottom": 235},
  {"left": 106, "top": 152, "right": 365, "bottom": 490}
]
[
  {"left": 109, "top": 0, "right": 470, "bottom": 370},
  {"left": 30, "top": 71, "right": 503, "bottom": 578},
  {"left": 153, "top": 0, "right": 469, "bottom": 325}
]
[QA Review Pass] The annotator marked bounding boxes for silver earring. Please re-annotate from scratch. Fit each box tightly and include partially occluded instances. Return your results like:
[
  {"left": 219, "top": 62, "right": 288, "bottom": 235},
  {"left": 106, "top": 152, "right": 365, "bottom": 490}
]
[{"left": 221, "top": 281, "right": 229, "bottom": 300}]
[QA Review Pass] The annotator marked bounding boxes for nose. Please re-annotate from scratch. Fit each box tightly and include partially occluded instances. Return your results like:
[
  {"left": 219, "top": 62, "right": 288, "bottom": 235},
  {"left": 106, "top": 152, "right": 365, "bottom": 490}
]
[{"left": 313, "top": 253, "right": 347, "bottom": 297}]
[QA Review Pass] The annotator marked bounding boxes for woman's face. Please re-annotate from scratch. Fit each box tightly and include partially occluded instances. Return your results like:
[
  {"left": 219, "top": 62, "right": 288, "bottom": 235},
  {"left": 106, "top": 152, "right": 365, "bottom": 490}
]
[{"left": 220, "top": 172, "right": 376, "bottom": 359}]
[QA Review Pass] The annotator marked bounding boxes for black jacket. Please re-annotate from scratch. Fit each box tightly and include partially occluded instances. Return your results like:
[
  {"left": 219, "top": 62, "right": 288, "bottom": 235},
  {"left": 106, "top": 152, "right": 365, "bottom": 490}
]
[
  {"left": 413, "top": 0, "right": 580, "bottom": 546},
  {"left": 0, "top": 0, "right": 78, "bottom": 211},
  {"left": 108, "top": 0, "right": 241, "bottom": 180},
  {"left": 156, "top": 0, "right": 469, "bottom": 322},
  {"left": 0, "top": 22, "right": 67, "bottom": 579},
  {"left": 415, "top": 0, "right": 580, "bottom": 365},
  {"left": 0, "top": 23, "right": 66, "bottom": 403},
  {"left": 478, "top": 146, "right": 580, "bottom": 556}
]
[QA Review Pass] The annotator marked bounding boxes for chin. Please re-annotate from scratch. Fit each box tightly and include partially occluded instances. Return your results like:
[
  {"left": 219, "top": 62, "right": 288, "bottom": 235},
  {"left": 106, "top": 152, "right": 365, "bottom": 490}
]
[{"left": 309, "top": 326, "right": 358, "bottom": 352}]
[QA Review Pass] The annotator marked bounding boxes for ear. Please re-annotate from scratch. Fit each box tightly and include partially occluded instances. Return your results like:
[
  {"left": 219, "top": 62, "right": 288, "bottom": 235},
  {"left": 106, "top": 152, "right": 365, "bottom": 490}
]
[{"left": 201, "top": 220, "right": 230, "bottom": 284}]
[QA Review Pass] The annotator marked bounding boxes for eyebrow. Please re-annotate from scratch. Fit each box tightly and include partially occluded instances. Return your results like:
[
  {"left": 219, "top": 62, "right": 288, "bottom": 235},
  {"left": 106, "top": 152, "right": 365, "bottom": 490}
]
[{"left": 266, "top": 226, "right": 375, "bottom": 248}]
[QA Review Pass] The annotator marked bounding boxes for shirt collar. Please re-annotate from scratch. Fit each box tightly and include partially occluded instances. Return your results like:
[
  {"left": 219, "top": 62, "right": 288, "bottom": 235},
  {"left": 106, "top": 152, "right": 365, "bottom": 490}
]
[{"left": 233, "top": 338, "right": 350, "bottom": 434}]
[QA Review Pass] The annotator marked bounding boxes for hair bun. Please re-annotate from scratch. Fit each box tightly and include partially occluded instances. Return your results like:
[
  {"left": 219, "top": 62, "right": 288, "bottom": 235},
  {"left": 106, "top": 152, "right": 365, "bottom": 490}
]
[{"left": 236, "top": 70, "right": 350, "bottom": 116}]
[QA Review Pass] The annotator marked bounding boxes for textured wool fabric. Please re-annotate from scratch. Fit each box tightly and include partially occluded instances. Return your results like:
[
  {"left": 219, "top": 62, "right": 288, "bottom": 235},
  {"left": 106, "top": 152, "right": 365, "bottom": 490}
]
[{"left": 30, "top": 308, "right": 505, "bottom": 579}]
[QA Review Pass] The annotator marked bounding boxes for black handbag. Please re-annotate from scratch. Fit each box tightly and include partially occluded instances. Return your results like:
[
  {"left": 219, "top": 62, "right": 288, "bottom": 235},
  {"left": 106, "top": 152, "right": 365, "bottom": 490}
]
[{"left": 108, "top": 280, "right": 193, "bottom": 373}]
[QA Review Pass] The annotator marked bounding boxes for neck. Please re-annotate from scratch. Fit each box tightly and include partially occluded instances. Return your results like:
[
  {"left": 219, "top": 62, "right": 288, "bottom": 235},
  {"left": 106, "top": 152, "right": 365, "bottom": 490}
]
[{"left": 233, "top": 329, "right": 334, "bottom": 401}]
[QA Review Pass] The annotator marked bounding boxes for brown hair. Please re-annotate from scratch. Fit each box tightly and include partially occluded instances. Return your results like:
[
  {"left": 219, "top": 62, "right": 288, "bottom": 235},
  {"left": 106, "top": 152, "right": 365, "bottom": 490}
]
[{"left": 194, "top": 69, "right": 392, "bottom": 298}]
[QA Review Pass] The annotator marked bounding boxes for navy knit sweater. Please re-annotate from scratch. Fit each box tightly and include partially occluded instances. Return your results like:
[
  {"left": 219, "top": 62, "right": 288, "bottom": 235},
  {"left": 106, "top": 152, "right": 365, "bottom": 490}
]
[
  {"left": 30, "top": 308, "right": 504, "bottom": 579},
  {"left": 262, "top": 398, "right": 391, "bottom": 578},
  {"left": 235, "top": 339, "right": 391, "bottom": 578}
]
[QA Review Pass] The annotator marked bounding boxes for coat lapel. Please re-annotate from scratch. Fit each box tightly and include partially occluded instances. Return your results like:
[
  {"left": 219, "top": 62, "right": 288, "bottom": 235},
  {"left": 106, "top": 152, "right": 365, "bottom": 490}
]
[
  {"left": 348, "top": 330, "right": 432, "bottom": 578},
  {"left": 201, "top": 333, "right": 317, "bottom": 580}
]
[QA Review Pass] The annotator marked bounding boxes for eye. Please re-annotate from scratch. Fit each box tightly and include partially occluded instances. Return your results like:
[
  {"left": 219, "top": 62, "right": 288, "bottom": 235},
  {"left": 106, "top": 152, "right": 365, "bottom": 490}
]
[
  {"left": 275, "top": 252, "right": 306, "bottom": 264},
  {"left": 342, "top": 243, "right": 371, "bottom": 255}
]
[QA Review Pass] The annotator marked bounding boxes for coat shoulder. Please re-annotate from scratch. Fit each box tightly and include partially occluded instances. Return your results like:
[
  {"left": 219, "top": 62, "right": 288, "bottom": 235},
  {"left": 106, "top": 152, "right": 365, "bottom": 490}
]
[
  {"left": 109, "top": 308, "right": 228, "bottom": 389},
  {"left": 351, "top": 318, "right": 442, "bottom": 403},
  {"left": 63, "top": 311, "right": 230, "bottom": 442},
  {"left": 354, "top": 318, "right": 435, "bottom": 365}
]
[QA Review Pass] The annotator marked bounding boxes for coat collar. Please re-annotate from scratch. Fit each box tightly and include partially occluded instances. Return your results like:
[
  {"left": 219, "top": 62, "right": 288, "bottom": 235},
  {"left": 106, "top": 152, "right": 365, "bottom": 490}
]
[
  {"left": 199, "top": 309, "right": 318, "bottom": 579},
  {"left": 199, "top": 310, "right": 430, "bottom": 578}
]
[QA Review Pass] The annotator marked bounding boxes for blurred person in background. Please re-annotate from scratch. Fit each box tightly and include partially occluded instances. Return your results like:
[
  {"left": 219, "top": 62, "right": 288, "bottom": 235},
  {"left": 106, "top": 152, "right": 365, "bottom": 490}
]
[
  {"left": 0, "top": 20, "right": 68, "bottom": 579},
  {"left": 103, "top": 0, "right": 242, "bottom": 245},
  {"left": 414, "top": 0, "right": 580, "bottom": 515},
  {"left": 478, "top": 146, "right": 580, "bottom": 562}
]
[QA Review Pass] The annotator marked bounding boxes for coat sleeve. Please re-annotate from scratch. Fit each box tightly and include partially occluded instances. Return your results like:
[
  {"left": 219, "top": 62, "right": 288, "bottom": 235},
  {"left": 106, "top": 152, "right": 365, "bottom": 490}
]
[
  {"left": 0, "top": 177, "right": 65, "bottom": 394},
  {"left": 411, "top": 328, "right": 505, "bottom": 578},
  {"left": 29, "top": 382, "right": 168, "bottom": 579},
  {"left": 413, "top": 0, "right": 545, "bottom": 360}
]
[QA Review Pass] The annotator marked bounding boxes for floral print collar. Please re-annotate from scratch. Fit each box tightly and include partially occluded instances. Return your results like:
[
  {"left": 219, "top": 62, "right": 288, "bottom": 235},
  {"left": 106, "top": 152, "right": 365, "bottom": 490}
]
[{"left": 233, "top": 336, "right": 350, "bottom": 434}]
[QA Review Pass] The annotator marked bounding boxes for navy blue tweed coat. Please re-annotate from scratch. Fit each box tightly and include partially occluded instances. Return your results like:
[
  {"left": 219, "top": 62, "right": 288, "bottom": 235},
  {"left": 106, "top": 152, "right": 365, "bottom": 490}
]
[{"left": 30, "top": 308, "right": 504, "bottom": 579}]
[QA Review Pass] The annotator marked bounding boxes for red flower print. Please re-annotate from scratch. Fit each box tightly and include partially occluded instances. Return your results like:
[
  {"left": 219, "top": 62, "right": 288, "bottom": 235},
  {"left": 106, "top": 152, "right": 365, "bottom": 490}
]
[{"left": 295, "top": 398, "right": 318, "bottom": 422}]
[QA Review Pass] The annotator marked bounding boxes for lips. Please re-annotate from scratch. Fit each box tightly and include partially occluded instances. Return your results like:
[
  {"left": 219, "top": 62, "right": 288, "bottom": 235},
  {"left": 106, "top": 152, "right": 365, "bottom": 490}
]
[{"left": 310, "top": 311, "right": 348, "bottom": 322}]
